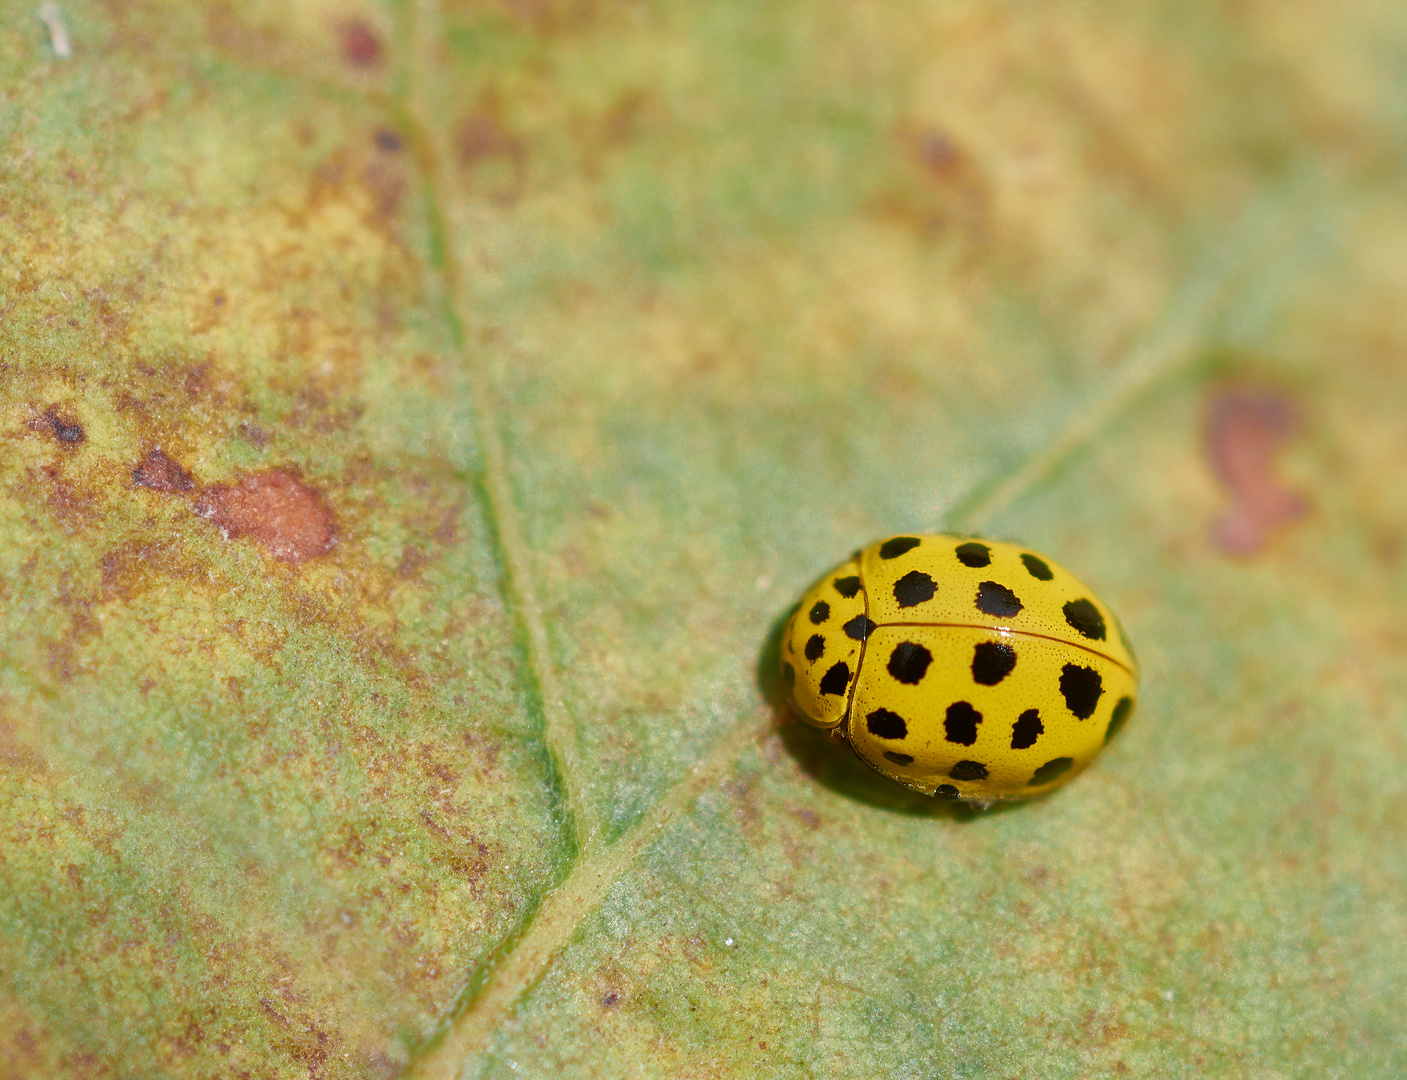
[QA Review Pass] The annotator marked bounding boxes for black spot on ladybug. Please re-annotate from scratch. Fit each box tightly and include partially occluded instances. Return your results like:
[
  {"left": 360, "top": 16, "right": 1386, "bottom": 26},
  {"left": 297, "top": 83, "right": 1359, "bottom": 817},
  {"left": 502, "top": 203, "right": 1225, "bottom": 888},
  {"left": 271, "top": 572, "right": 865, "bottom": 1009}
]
[
  {"left": 1062, "top": 598, "right": 1106, "bottom": 641},
  {"left": 843, "top": 614, "right": 877, "bottom": 641},
  {"left": 887, "top": 642, "right": 932, "bottom": 684},
  {"left": 781, "top": 662, "right": 795, "bottom": 689},
  {"left": 954, "top": 542, "right": 991, "bottom": 568},
  {"left": 1010, "top": 708, "right": 1043, "bottom": 749},
  {"left": 1105, "top": 696, "right": 1134, "bottom": 744},
  {"left": 805, "top": 634, "right": 826, "bottom": 661},
  {"left": 1021, "top": 553, "right": 1053, "bottom": 581},
  {"left": 809, "top": 600, "right": 830, "bottom": 624},
  {"left": 944, "top": 701, "right": 982, "bottom": 745},
  {"left": 883, "top": 751, "right": 914, "bottom": 766},
  {"left": 971, "top": 641, "right": 1016, "bottom": 685},
  {"left": 893, "top": 570, "right": 936, "bottom": 608},
  {"left": 1029, "top": 757, "right": 1074, "bottom": 785},
  {"left": 879, "top": 536, "right": 922, "bottom": 559},
  {"left": 949, "top": 760, "right": 988, "bottom": 781},
  {"left": 867, "top": 708, "right": 908, "bottom": 739},
  {"left": 819, "top": 662, "right": 851, "bottom": 696},
  {"left": 934, "top": 784, "right": 961, "bottom": 799},
  {"left": 833, "top": 575, "right": 862, "bottom": 598},
  {"left": 976, "top": 581, "right": 1023, "bottom": 617},
  {"left": 1059, "top": 664, "right": 1103, "bottom": 719}
]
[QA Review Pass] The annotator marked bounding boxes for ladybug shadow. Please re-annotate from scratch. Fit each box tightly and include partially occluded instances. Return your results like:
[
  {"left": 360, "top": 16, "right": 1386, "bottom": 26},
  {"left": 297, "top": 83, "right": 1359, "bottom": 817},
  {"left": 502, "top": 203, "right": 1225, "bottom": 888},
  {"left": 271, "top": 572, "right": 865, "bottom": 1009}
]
[{"left": 756, "top": 604, "right": 1027, "bottom": 822}]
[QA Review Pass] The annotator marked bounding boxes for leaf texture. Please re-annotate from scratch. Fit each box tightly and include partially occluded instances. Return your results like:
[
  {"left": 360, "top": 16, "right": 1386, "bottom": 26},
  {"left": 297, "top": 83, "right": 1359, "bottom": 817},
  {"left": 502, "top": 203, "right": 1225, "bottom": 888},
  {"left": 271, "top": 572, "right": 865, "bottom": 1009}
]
[{"left": 2, "top": 1, "right": 1406, "bottom": 1077}]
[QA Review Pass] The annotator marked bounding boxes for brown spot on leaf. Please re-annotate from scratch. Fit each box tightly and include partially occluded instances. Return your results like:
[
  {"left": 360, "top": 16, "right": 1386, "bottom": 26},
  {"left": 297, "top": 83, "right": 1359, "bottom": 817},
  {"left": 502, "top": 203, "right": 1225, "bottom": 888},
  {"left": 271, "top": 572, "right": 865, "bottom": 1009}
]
[
  {"left": 1206, "top": 386, "right": 1309, "bottom": 555},
  {"left": 455, "top": 110, "right": 527, "bottom": 206},
  {"left": 375, "top": 129, "right": 402, "bottom": 153},
  {"left": 873, "top": 128, "right": 991, "bottom": 245},
  {"left": 396, "top": 545, "right": 430, "bottom": 581},
  {"left": 132, "top": 449, "right": 195, "bottom": 493},
  {"left": 29, "top": 464, "right": 100, "bottom": 533},
  {"left": 195, "top": 468, "right": 337, "bottom": 563},
  {"left": 912, "top": 130, "right": 990, "bottom": 238},
  {"left": 361, "top": 159, "right": 406, "bottom": 221},
  {"left": 30, "top": 408, "right": 86, "bottom": 445},
  {"left": 601, "top": 990, "right": 621, "bottom": 1008},
  {"left": 601, "top": 89, "right": 650, "bottom": 145},
  {"left": 339, "top": 20, "right": 383, "bottom": 67},
  {"left": 917, "top": 129, "right": 962, "bottom": 174},
  {"left": 790, "top": 807, "right": 821, "bottom": 830}
]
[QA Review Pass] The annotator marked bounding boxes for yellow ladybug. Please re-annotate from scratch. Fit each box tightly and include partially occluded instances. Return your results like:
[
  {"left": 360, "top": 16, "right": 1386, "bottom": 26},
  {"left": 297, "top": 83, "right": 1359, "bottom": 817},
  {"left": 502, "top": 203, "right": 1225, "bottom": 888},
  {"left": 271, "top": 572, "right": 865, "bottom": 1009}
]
[{"left": 781, "top": 535, "right": 1138, "bottom": 801}]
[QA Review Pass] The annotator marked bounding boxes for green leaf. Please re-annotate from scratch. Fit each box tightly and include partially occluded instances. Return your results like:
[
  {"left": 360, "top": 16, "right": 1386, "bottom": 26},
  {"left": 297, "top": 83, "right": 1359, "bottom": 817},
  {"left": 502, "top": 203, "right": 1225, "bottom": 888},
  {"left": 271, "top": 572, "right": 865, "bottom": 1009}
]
[{"left": 3, "top": 1, "right": 1405, "bottom": 1077}]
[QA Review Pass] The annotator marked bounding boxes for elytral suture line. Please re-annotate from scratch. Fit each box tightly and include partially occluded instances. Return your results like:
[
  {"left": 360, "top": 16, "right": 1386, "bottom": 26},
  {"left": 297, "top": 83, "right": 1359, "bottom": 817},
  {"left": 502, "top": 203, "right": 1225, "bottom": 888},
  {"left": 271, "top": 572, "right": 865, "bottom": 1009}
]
[{"left": 394, "top": 3, "right": 1323, "bottom": 1068}]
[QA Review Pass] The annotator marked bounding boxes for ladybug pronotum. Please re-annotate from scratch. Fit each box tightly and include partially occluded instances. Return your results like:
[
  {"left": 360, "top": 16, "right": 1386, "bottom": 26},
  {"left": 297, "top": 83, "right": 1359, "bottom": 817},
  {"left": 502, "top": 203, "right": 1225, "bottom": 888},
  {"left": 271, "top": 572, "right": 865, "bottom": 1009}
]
[{"left": 781, "top": 534, "right": 1139, "bottom": 801}]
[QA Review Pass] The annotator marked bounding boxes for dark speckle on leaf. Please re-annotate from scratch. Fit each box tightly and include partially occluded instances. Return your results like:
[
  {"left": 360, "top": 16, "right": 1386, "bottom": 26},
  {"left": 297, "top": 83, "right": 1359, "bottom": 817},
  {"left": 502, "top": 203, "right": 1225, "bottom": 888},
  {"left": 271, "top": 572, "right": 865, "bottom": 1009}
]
[
  {"left": 31, "top": 409, "right": 85, "bottom": 444},
  {"left": 132, "top": 449, "right": 195, "bottom": 493}
]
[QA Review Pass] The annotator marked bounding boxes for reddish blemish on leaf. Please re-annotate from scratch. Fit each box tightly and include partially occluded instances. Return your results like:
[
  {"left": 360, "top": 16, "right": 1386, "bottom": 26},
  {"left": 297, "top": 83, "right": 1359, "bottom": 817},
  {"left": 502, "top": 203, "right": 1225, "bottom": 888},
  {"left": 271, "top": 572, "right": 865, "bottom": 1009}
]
[
  {"left": 195, "top": 468, "right": 337, "bottom": 563},
  {"left": 30, "top": 409, "right": 86, "bottom": 444},
  {"left": 455, "top": 111, "right": 527, "bottom": 205},
  {"left": 132, "top": 450, "right": 195, "bottom": 493},
  {"left": 339, "top": 20, "right": 383, "bottom": 68},
  {"left": 1206, "top": 386, "right": 1309, "bottom": 555},
  {"left": 917, "top": 129, "right": 963, "bottom": 174}
]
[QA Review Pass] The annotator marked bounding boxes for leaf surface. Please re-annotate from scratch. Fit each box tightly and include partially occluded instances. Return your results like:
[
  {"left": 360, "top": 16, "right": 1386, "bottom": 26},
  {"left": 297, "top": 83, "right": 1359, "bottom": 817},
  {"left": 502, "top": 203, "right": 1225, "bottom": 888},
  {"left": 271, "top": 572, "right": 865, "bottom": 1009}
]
[{"left": 2, "top": 1, "right": 1406, "bottom": 1077}]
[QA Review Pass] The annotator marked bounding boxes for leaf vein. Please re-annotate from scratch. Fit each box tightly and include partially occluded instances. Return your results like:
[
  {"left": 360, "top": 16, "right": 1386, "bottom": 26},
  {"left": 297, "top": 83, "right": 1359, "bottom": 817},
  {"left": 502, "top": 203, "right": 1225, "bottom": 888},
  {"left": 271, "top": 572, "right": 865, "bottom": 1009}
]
[{"left": 398, "top": 0, "right": 593, "bottom": 862}]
